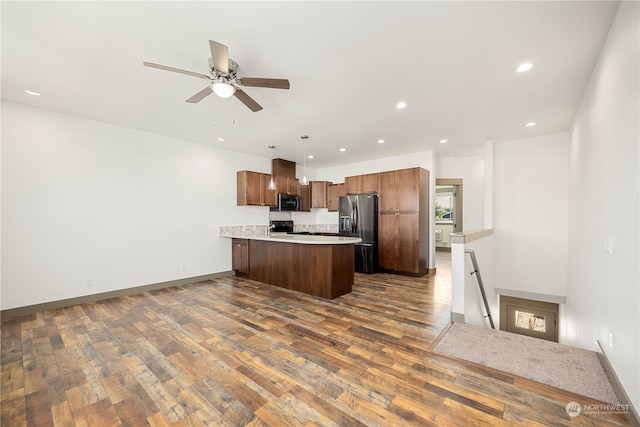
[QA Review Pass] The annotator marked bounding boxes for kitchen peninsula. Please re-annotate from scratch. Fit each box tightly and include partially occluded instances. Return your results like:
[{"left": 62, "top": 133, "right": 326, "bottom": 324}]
[{"left": 221, "top": 232, "right": 361, "bottom": 299}]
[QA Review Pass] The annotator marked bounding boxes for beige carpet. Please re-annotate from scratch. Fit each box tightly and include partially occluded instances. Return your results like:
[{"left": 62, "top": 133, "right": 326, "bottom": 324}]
[{"left": 433, "top": 322, "right": 619, "bottom": 404}]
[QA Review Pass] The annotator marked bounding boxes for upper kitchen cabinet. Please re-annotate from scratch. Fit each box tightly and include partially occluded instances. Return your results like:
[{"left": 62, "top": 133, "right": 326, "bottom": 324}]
[
  {"left": 298, "top": 182, "right": 311, "bottom": 211},
  {"left": 311, "top": 181, "right": 331, "bottom": 209},
  {"left": 345, "top": 173, "right": 379, "bottom": 195},
  {"left": 378, "top": 168, "right": 420, "bottom": 213},
  {"left": 298, "top": 181, "right": 331, "bottom": 211},
  {"left": 275, "top": 176, "right": 300, "bottom": 195},
  {"left": 327, "top": 183, "right": 346, "bottom": 211},
  {"left": 271, "top": 158, "right": 296, "bottom": 179},
  {"left": 237, "top": 170, "right": 277, "bottom": 207}
]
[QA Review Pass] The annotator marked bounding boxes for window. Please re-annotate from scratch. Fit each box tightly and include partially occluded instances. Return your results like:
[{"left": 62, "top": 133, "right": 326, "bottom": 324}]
[
  {"left": 500, "top": 296, "right": 558, "bottom": 342},
  {"left": 435, "top": 186, "right": 454, "bottom": 222},
  {"left": 514, "top": 310, "right": 546, "bottom": 333}
]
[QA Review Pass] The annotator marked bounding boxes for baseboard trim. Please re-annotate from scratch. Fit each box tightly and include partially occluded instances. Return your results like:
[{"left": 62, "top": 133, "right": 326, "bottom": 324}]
[
  {"left": 1, "top": 271, "right": 235, "bottom": 319},
  {"left": 596, "top": 340, "right": 640, "bottom": 427},
  {"left": 451, "top": 312, "right": 465, "bottom": 323}
]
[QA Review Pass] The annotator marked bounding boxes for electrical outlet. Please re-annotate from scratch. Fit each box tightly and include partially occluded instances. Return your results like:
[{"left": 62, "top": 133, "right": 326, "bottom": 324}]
[
  {"left": 603, "top": 237, "right": 613, "bottom": 255},
  {"left": 181, "top": 264, "right": 187, "bottom": 272},
  {"left": 86, "top": 278, "right": 94, "bottom": 287},
  {"left": 608, "top": 332, "right": 614, "bottom": 349}
]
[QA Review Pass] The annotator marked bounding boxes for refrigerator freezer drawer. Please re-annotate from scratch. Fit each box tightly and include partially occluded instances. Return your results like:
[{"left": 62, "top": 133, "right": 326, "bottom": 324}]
[{"left": 355, "top": 243, "right": 377, "bottom": 274}]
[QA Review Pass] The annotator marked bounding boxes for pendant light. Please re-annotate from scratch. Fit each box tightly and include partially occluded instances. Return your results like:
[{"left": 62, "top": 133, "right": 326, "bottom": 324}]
[
  {"left": 267, "top": 144, "right": 276, "bottom": 190},
  {"left": 301, "top": 134, "right": 309, "bottom": 185}
]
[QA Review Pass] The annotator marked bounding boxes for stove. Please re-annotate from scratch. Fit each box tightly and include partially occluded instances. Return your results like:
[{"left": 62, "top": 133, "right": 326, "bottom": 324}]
[{"left": 270, "top": 220, "right": 294, "bottom": 233}]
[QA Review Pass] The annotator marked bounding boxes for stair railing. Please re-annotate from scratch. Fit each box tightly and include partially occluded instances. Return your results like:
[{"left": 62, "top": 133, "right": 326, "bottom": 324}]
[{"left": 465, "top": 249, "right": 495, "bottom": 329}]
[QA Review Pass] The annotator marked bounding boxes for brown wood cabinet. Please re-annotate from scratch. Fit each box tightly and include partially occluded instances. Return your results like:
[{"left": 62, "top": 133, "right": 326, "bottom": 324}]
[
  {"left": 249, "top": 239, "right": 353, "bottom": 299},
  {"left": 298, "top": 182, "right": 311, "bottom": 211},
  {"left": 310, "top": 181, "right": 330, "bottom": 208},
  {"left": 237, "top": 170, "right": 277, "bottom": 207},
  {"left": 377, "top": 167, "right": 429, "bottom": 276},
  {"left": 379, "top": 169, "right": 420, "bottom": 212},
  {"left": 345, "top": 173, "right": 379, "bottom": 194},
  {"left": 327, "top": 183, "right": 346, "bottom": 211},
  {"left": 275, "top": 176, "right": 299, "bottom": 195},
  {"left": 272, "top": 158, "right": 296, "bottom": 179},
  {"left": 231, "top": 238, "right": 249, "bottom": 276}
]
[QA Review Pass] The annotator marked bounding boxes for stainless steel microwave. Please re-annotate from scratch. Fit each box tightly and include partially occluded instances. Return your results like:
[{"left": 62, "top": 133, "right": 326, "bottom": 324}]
[{"left": 274, "top": 194, "right": 301, "bottom": 211}]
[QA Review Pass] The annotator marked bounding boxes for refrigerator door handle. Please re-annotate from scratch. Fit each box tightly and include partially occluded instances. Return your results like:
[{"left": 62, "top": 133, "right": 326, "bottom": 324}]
[{"left": 352, "top": 199, "right": 358, "bottom": 234}]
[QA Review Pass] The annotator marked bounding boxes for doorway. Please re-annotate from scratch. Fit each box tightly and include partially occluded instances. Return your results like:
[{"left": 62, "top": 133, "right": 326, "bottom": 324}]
[{"left": 435, "top": 179, "right": 463, "bottom": 249}]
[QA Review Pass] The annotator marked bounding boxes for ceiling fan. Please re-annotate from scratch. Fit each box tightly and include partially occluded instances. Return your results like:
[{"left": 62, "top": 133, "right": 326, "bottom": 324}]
[{"left": 143, "top": 40, "right": 290, "bottom": 112}]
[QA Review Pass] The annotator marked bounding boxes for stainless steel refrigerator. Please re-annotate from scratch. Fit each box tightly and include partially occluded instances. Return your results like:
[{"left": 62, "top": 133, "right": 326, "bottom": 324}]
[{"left": 339, "top": 194, "right": 378, "bottom": 273}]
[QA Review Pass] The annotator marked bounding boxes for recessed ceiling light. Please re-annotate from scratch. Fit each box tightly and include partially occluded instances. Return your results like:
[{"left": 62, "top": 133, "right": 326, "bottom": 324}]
[
  {"left": 340, "top": 148, "right": 346, "bottom": 152},
  {"left": 217, "top": 137, "right": 225, "bottom": 142},
  {"left": 307, "top": 155, "right": 314, "bottom": 159},
  {"left": 396, "top": 102, "right": 407, "bottom": 109},
  {"left": 377, "top": 139, "right": 385, "bottom": 144},
  {"left": 525, "top": 122, "right": 536, "bottom": 127},
  {"left": 24, "top": 90, "right": 41, "bottom": 96},
  {"left": 440, "top": 139, "right": 448, "bottom": 144},
  {"left": 268, "top": 144, "right": 276, "bottom": 149},
  {"left": 516, "top": 63, "right": 533, "bottom": 73}
]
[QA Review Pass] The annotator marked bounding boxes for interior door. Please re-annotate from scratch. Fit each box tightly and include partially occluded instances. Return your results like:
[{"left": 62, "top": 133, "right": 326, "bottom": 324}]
[{"left": 453, "top": 185, "right": 463, "bottom": 233}]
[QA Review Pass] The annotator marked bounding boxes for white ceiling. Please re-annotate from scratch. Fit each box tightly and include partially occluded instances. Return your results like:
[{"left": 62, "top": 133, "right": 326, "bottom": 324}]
[{"left": 1, "top": 1, "right": 619, "bottom": 168}]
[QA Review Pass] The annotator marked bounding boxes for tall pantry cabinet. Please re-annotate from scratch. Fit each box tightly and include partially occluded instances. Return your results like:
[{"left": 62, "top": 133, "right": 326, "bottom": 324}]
[{"left": 378, "top": 167, "right": 429, "bottom": 276}]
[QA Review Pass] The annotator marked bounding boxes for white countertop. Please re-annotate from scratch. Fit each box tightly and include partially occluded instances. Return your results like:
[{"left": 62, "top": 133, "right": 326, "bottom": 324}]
[{"left": 221, "top": 232, "right": 362, "bottom": 245}]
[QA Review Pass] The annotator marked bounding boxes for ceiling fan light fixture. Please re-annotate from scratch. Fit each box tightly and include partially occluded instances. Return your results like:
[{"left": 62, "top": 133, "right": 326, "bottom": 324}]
[{"left": 212, "top": 80, "right": 236, "bottom": 98}]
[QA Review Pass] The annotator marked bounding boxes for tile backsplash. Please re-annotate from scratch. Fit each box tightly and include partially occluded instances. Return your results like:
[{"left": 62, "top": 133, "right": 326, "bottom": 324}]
[
  {"left": 293, "top": 223, "right": 338, "bottom": 233},
  {"left": 219, "top": 223, "right": 338, "bottom": 236}
]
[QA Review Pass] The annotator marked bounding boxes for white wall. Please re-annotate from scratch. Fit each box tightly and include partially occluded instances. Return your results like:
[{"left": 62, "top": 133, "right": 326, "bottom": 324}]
[
  {"left": 493, "top": 132, "right": 569, "bottom": 297},
  {"left": 565, "top": 1, "right": 639, "bottom": 411},
  {"left": 317, "top": 151, "right": 434, "bottom": 182},
  {"left": 1, "top": 101, "right": 443, "bottom": 309},
  {"left": 1, "top": 101, "right": 272, "bottom": 310},
  {"left": 436, "top": 154, "right": 485, "bottom": 231}
]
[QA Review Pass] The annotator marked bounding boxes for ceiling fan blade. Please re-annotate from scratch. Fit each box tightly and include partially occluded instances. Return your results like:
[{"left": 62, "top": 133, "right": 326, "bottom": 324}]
[
  {"left": 209, "top": 40, "right": 229, "bottom": 74},
  {"left": 239, "top": 77, "right": 290, "bottom": 90},
  {"left": 186, "top": 86, "right": 213, "bottom": 103},
  {"left": 143, "top": 61, "right": 210, "bottom": 80},
  {"left": 234, "top": 88, "right": 263, "bottom": 112}
]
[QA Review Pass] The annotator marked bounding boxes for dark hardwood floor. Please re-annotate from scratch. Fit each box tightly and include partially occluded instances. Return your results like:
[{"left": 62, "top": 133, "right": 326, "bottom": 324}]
[{"left": 1, "top": 251, "right": 629, "bottom": 426}]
